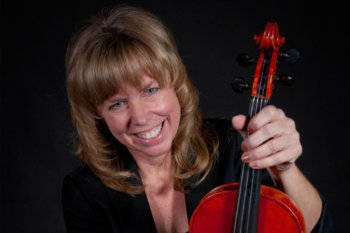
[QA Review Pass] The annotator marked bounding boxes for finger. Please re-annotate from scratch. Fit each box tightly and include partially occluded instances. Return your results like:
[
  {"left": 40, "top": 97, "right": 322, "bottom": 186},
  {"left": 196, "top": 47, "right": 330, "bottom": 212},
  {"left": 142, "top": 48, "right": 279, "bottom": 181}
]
[
  {"left": 248, "top": 143, "right": 302, "bottom": 169},
  {"left": 247, "top": 105, "right": 285, "bottom": 133},
  {"left": 241, "top": 117, "right": 296, "bottom": 151},
  {"left": 241, "top": 132, "right": 300, "bottom": 162},
  {"left": 232, "top": 114, "right": 248, "bottom": 138},
  {"left": 232, "top": 114, "right": 248, "bottom": 131}
]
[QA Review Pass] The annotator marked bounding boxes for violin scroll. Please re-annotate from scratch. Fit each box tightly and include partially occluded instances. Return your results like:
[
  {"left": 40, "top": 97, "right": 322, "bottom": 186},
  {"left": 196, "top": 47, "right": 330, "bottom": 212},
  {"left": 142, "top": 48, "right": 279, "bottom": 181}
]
[
  {"left": 233, "top": 23, "right": 299, "bottom": 95},
  {"left": 253, "top": 22, "right": 284, "bottom": 50}
]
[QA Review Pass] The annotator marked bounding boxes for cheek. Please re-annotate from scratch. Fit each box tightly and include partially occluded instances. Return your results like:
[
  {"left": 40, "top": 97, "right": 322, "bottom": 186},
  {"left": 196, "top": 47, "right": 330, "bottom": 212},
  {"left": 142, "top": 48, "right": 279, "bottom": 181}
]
[
  {"left": 159, "top": 101, "right": 178, "bottom": 116},
  {"left": 159, "top": 91, "right": 181, "bottom": 116},
  {"left": 172, "top": 100, "right": 181, "bottom": 121},
  {"left": 104, "top": 115, "right": 127, "bottom": 138},
  {"left": 165, "top": 95, "right": 181, "bottom": 129}
]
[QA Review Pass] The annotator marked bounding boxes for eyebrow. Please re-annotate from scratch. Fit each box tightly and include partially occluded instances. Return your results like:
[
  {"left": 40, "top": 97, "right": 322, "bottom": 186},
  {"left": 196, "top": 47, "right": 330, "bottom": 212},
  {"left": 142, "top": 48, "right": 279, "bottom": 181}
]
[
  {"left": 140, "top": 81, "right": 157, "bottom": 92},
  {"left": 105, "top": 79, "right": 159, "bottom": 103}
]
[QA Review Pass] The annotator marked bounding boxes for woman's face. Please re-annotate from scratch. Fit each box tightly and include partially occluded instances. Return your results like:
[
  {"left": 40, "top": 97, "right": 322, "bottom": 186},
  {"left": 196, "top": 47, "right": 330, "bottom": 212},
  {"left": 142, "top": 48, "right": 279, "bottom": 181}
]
[{"left": 99, "top": 74, "right": 181, "bottom": 161}]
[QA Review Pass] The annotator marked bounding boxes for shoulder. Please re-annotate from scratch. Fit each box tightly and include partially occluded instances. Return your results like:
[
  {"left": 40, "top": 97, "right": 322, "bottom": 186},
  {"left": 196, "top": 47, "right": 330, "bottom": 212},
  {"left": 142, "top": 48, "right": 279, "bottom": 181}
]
[
  {"left": 62, "top": 165, "right": 112, "bottom": 217},
  {"left": 63, "top": 166, "right": 101, "bottom": 189},
  {"left": 61, "top": 166, "right": 112, "bottom": 232},
  {"left": 62, "top": 165, "right": 107, "bottom": 202},
  {"left": 61, "top": 166, "right": 156, "bottom": 233},
  {"left": 64, "top": 165, "right": 99, "bottom": 183}
]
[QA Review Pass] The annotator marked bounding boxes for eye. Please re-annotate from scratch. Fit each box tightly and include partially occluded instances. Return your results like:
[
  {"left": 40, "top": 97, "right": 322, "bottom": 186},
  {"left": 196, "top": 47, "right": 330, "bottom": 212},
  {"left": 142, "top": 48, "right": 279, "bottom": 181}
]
[
  {"left": 110, "top": 101, "right": 124, "bottom": 110},
  {"left": 145, "top": 87, "right": 159, "bottom": 95}
]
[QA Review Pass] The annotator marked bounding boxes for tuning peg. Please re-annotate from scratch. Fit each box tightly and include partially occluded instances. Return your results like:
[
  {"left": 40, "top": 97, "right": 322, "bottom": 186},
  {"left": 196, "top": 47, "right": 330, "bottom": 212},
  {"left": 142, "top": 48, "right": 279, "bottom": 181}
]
[
  {"left": 231, "top": 77, "right": 252, "bottom": 93},
  {"left": 236, "top": 53, "right": 256, "bottom": 67},
  {"left": 278, "top": 49, "right": 301, "bottom": 64},
  {"left": 274, "top": 74, "right": 295, "bottom": 86}
]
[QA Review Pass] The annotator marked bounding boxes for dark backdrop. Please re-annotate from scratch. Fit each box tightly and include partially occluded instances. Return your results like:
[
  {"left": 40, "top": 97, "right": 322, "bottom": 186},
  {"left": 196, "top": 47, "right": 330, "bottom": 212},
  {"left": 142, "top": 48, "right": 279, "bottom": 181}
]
[{"left": 1, "top": 0, "right": 349, "bottom": 232}]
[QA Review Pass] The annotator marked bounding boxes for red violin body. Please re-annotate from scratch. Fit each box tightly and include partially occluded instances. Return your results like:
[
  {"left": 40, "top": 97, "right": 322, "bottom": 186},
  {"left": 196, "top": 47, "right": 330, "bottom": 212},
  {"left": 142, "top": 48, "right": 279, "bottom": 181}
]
[
  {"left": 189, "top": 183, "right": 305, "bottom": 233},
  {"left": 189, "top": 23, "right": 306, "bottom": 233}
]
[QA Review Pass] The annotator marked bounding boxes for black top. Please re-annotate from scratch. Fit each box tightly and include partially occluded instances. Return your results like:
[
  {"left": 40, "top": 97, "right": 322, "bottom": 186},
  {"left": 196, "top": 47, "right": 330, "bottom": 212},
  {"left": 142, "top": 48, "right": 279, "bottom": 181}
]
[{"left": 62, "top": 119, "right": 333, "bottom": 233}]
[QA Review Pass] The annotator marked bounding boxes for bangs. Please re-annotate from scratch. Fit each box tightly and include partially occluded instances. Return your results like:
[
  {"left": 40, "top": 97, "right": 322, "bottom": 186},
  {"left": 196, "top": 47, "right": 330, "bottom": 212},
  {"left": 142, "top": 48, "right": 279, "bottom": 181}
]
[{"left": 83, "top": 34, "right": 173, "bottom": 107}]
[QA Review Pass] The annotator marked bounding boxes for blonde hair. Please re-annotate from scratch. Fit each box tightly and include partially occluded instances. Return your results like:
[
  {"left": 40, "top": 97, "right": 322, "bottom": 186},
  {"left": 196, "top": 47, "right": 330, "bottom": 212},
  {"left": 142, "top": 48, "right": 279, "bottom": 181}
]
[{"left": 66, "top": 5, "right": 218, "bottom": 194}]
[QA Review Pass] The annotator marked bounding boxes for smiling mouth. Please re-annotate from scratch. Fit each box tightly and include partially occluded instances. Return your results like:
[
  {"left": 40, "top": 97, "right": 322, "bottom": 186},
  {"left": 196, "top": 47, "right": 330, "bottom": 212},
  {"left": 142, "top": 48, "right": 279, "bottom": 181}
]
[{"left": 136, "top": 122, "right": 163, "bottom": 139}]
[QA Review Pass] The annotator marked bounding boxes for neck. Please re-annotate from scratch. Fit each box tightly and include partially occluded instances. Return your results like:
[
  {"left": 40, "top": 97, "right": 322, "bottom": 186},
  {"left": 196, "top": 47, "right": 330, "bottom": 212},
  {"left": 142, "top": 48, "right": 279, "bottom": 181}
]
[{"left": 134, "top": 152, "right": 174, "bottom": 193}]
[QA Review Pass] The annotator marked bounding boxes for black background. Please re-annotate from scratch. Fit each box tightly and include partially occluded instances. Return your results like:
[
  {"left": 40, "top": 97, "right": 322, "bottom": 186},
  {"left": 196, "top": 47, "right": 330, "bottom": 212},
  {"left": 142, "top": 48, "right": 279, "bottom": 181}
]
[{"left": 1, "top": 0, "right": 349, "bottom": 232}]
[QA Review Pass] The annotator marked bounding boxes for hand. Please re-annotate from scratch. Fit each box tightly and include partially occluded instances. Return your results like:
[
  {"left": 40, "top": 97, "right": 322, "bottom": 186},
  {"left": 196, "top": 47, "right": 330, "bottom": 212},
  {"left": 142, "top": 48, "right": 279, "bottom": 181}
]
[{"left": 232, "top": 105, "right": 302, "bottom": 172}]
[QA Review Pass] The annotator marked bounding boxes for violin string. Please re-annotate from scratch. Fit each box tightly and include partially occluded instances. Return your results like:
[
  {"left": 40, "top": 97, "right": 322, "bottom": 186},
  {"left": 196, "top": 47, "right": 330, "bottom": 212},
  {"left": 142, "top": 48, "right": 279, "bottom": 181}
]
[
  {"left": 233, "top": 155, "right": 248, "bottom": 233},
  {"left": 233, "top": 97, "right": 255, "bottom": 233},
  {"left": 237, "top": 66, "right": 261, "bottom": 233},
  {"left": 245, "top": 50, "right": 270, "bottom": 232},
  {"left": 234, "top": 49, "right": 274, "bottom": 233},
  {"left": 246, "top": 56, "right": 265, "bottom": 232}
]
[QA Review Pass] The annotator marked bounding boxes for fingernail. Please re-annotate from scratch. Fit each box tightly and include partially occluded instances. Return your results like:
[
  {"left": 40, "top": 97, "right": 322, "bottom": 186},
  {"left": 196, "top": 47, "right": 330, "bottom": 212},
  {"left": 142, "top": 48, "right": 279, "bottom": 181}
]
[
  {"left": 250, "top": 162, "right": 257, "bottom": 169},
  {"left": 242, "top": 154, "right": 249, "bottom": 162}
]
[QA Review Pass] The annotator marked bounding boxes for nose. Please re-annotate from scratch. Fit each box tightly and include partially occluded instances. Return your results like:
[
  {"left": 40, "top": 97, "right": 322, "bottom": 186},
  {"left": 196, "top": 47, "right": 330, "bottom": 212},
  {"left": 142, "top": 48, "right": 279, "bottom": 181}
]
[{"left": 129, "top": 100, "right": 151, "bottom": 126}]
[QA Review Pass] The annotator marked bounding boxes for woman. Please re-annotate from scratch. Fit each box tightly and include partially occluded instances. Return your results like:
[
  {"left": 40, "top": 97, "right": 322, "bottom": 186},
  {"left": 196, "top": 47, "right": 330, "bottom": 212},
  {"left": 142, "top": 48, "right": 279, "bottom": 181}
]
[{"left": 62, "top": 5, "right": 333, "bottom": 233}]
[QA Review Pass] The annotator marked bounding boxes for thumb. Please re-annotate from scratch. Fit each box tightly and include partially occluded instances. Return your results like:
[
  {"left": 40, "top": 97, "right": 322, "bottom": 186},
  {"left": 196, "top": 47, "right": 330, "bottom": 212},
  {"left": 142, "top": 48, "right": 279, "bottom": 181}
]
[{"left": 232, "top": 114, "right": 248, "bottom": 137}]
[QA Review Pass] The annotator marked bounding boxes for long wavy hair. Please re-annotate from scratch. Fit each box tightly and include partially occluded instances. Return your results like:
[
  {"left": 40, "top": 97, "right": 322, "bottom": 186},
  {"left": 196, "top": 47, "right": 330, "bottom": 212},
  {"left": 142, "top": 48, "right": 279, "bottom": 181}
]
[{"left": 66, "top": 5, "right": 218, "bottom": 195}]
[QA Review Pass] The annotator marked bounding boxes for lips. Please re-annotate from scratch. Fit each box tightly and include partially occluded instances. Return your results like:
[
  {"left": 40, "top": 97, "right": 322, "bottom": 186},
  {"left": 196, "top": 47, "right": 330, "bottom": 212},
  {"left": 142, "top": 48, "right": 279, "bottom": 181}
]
[{"left": 136, "top": 122, "right": 163, "bottom": 139}]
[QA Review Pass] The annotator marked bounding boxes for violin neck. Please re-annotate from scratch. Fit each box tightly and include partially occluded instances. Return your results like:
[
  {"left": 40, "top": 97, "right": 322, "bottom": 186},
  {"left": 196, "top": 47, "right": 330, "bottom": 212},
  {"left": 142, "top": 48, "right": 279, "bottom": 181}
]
[
  {"left": 248, "top": 97, "right": 269, "bottom": 118},
  {"left": 232, "top": 97, "right": 269, "bottom": 233}
]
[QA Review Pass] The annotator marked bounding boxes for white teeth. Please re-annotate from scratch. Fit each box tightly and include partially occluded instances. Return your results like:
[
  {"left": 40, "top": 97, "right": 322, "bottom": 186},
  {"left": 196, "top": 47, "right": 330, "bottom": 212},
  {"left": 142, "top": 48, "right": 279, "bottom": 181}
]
[{"left": 136, "top": 123, "right": 163, "bottom": 139}]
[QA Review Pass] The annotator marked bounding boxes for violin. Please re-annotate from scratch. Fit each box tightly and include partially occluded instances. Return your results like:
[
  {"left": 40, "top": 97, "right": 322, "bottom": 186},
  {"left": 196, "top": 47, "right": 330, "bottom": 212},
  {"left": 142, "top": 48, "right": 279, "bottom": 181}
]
[{"left": 189, "top": 23, "right": 305, "bottom": 233}]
